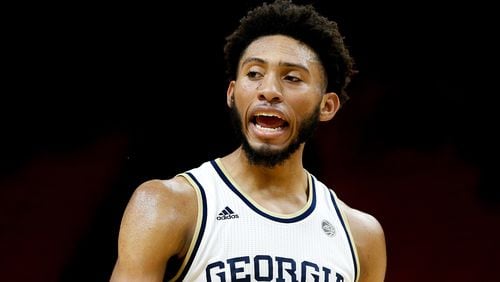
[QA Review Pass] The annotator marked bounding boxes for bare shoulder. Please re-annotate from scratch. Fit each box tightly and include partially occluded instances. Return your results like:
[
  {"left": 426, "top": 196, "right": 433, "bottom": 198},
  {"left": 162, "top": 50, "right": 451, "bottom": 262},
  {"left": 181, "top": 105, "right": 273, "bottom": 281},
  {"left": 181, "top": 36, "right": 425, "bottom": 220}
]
[
  {"left": 132, "top": 177, "right": 198, "bottom": 218},
  {"left": 125, "top": 177, "right": 197, "bottom": 233},
  {"left": 337, "top": 200, "right": 385, "bottom": 247},
  {"left": 111, "top": 176, "right": 198, "bottom": 281},
  {"left": 338, "top": 200, "right": 387, "bottom": 282}
]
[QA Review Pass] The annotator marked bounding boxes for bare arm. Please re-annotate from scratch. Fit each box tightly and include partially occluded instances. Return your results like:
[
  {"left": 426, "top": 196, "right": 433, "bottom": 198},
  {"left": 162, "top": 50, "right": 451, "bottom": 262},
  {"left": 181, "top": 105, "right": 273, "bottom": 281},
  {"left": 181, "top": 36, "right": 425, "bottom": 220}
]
[
  {"left": 340, "top": 201, "right": 387, "bottom": 282},
  {"left": 110, "top": 177, "right": 197, "bottom": 282}
]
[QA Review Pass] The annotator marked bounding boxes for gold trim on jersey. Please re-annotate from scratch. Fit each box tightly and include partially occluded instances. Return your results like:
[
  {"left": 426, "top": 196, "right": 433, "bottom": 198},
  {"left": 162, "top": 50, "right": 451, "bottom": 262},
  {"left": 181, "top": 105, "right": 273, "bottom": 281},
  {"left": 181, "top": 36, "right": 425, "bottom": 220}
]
[
  {"left": 168, "top": 173, "right": 204, "bottom": 282},
  {"left": 214, "top": 158, "right": 313, "bottom": 219},
  {"left": 329, "top": 189, "right": 361, "bottom": 282}
]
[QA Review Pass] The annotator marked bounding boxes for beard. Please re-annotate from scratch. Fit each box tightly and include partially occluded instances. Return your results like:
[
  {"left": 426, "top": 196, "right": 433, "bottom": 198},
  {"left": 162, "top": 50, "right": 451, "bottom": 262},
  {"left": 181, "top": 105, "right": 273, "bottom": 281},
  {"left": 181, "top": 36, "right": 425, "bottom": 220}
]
[{"left": 229, "top": 98, "right": 320, "bottom": 168}]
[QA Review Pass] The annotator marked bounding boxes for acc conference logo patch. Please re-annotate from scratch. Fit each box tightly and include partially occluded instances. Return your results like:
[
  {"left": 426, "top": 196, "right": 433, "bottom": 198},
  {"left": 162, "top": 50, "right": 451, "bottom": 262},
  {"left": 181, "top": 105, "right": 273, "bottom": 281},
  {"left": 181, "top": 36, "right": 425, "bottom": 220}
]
[{"left": 321, "top": 220, "right": 335, "bottom": 237}]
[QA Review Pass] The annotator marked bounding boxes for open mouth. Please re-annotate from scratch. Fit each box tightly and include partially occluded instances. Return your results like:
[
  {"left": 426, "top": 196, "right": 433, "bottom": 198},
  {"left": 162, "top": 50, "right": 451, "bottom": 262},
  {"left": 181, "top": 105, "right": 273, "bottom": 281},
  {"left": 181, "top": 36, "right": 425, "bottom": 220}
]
[{"left": 251, "top": 113, "right": 289, "bottom": 131}]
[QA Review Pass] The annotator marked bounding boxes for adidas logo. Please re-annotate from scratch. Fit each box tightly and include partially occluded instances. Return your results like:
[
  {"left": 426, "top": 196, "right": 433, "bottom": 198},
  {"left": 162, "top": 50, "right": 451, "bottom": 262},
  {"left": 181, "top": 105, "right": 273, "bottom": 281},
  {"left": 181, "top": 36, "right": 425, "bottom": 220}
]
[{"left": 216, "top": 206, "right": 239, "bottom": 220}]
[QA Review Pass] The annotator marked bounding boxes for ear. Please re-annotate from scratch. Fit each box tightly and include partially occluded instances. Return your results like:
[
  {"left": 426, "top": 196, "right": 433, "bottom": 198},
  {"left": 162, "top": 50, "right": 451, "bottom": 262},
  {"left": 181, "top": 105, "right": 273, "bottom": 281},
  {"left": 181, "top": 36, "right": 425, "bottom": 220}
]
[
  {"left": 226, "top": 81, "right": 235, "bottom": 108},
  {"left": 319, "top": 92, "right": 340, "bottom": 121}
]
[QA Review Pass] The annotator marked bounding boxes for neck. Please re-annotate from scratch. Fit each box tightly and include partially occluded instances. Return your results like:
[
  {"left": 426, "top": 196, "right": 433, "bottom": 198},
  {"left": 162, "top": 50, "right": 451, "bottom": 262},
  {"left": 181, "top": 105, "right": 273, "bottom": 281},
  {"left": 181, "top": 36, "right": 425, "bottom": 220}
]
[
  {"left": 219, "top": 146, "right": 310, "bottom": 215},
  {"left": 220, "top": 146, "right": 308, "bottom": 194}
]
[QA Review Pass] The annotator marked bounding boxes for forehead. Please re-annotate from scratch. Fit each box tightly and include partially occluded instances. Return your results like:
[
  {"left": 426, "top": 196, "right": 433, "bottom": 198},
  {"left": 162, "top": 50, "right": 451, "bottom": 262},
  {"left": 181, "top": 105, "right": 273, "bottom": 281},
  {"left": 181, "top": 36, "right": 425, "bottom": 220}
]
[{"left": 240, "top": 35, "right": 321, "bottom": 67}]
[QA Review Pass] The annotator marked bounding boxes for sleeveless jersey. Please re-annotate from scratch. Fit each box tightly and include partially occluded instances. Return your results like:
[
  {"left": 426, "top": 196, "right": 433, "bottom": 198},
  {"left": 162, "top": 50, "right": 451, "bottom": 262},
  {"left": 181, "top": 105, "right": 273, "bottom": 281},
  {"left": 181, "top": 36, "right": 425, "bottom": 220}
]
[{"left": 168, "top": 159, "right": 359, "bottom": 282}]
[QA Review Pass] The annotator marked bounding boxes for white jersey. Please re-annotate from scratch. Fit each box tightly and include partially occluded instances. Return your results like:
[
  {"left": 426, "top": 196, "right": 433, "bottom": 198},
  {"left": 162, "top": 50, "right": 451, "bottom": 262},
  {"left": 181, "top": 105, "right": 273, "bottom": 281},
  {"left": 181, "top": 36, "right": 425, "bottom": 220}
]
[{"left": 168, "top": 159, "right": 359, "bottom": 282}]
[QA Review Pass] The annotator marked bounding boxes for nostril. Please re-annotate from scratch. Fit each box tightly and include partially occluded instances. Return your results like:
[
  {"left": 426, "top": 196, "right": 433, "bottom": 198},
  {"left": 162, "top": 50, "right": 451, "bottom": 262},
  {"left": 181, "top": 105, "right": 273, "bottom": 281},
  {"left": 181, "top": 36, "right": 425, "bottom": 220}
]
[
  {"left": 258, "top": 87, "right": 283, "bottom": 103},
  {"left": 258, "top": 93, "right": 282, "bottom": 104}
]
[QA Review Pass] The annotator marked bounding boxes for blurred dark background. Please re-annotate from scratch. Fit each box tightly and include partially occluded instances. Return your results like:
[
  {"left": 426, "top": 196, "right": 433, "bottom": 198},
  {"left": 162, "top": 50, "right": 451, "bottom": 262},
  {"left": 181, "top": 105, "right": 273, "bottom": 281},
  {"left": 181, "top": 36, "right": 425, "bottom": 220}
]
[{"left": 1, "top": 1, "right": 498, "bottom": 281}]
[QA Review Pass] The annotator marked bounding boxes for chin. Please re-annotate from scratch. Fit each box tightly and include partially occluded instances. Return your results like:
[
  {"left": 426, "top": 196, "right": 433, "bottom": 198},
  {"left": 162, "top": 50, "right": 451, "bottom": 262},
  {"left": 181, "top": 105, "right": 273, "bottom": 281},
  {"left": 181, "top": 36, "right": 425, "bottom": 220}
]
[{"left": 242, "top": 138, "right": 300, "bottom": 168}]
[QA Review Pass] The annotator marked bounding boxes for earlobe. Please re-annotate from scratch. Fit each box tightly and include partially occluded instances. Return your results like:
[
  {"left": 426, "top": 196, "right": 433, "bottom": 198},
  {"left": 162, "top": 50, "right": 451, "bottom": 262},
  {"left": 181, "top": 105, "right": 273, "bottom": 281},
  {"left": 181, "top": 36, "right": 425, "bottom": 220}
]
[
  {"left": 319, "top": 92, "right": 340, "bottom": 121},
  {"left": 226, "top": 81, "right": 235, "bottom": 108}
]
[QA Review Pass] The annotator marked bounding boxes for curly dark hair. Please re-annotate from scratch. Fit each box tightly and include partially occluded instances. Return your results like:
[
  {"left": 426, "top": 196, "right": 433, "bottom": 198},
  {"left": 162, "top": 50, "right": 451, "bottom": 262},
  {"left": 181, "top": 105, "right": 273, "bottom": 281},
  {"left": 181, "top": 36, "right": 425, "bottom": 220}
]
[{"left": 224, "top": 0, "right": 356, "bottom": 104}]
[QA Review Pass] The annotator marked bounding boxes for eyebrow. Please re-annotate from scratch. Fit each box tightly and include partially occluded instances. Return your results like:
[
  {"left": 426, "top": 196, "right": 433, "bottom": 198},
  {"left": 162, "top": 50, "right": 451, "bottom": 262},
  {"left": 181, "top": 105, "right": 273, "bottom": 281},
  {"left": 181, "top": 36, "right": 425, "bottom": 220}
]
[{"left": 241, "top": 57, "right": 310, "bottom": 73}]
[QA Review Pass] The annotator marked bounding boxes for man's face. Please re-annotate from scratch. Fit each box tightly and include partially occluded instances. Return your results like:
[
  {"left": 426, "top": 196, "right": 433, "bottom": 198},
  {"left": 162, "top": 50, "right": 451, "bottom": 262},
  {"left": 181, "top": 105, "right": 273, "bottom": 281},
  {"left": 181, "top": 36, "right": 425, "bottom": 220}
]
[{"left": 227, "top": 35, "right": 330, "bottom": 167}]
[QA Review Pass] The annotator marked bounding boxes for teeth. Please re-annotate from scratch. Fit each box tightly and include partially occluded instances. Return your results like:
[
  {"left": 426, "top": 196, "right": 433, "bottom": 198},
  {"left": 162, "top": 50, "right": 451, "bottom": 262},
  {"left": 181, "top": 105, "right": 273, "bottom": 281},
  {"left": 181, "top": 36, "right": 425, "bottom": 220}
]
[
  {"left": 255, "top": 113, "right": 282, "bottom": 119},
  {"left": 255, "top": 123, "right": 282, "bottom": 131}
]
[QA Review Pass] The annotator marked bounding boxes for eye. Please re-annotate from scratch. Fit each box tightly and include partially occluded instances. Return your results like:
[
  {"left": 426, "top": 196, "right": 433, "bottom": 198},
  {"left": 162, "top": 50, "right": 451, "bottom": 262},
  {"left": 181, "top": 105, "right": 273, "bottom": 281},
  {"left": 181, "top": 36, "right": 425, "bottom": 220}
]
[
  {"left": 247, "top": 71, "right": 263, "bottom": 79},
  {"left": 284, "top": 75, "right": 302, "bottom": 83}
]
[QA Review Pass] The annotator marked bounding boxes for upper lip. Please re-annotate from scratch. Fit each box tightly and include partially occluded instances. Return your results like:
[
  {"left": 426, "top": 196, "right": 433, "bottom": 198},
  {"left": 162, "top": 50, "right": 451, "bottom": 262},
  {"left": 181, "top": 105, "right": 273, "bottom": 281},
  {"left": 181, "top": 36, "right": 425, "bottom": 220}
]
[{"left": 249, "top": 105, "right": 288, "bottom": 123}]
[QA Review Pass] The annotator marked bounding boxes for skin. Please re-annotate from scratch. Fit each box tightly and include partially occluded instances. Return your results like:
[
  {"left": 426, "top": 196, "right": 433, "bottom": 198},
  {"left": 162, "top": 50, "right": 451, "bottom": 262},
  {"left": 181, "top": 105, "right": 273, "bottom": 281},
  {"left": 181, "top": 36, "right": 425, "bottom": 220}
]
[{"left": 111, "top": 35, "right": 386, "bottom": 282}]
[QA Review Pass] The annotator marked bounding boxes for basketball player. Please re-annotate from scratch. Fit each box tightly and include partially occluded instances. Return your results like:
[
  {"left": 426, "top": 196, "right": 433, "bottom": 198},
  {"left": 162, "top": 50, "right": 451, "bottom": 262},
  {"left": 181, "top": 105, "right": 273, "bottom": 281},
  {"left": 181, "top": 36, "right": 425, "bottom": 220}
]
[{"left": 111, "top": 1, "right": 387, "bottom": 281}]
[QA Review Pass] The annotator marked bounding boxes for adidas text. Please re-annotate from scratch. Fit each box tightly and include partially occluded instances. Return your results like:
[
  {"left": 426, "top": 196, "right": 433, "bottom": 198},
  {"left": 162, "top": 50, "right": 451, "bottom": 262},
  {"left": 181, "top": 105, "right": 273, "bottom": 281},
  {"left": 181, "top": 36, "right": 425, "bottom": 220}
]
[{"left": 217, "top": 214, "right": 239, "bottom": 220}]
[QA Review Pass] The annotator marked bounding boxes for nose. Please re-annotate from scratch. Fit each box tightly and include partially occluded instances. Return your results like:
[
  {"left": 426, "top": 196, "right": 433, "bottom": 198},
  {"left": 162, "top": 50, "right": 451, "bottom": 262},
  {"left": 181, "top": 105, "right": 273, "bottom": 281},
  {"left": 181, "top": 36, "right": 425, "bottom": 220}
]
[{"left": 258, "top": 73, "right": 283, "bottom": 103}]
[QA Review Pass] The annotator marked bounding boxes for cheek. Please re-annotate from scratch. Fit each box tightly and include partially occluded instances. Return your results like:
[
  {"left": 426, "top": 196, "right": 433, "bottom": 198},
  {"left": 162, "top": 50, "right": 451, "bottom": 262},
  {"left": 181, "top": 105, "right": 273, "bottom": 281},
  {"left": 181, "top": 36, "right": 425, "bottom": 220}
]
[
  {"left": 290, "top": 95, "right": 318, "bottom": 116},
  {"left": 232, "top": 88, "right": 251, "bottom": 118},
  {"left": 234, "top": 83, "right": 255, "bottom": 105},
  {"left": 238, "top": 79, "right": 257, "bottom": 92}
]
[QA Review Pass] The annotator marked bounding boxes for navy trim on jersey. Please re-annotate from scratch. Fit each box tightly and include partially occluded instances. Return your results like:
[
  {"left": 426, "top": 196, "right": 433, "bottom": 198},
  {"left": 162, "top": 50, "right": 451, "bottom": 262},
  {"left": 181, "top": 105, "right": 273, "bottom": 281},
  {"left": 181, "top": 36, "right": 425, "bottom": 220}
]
[
  {"left": 176, "top": 172, "right": 208, "bottom": 281},
  {"left": 210, "top": 160, "right": 316, "bottom": 223},
  {"left": 328, "top": 189, "right": 359, "bottom": 282}
]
